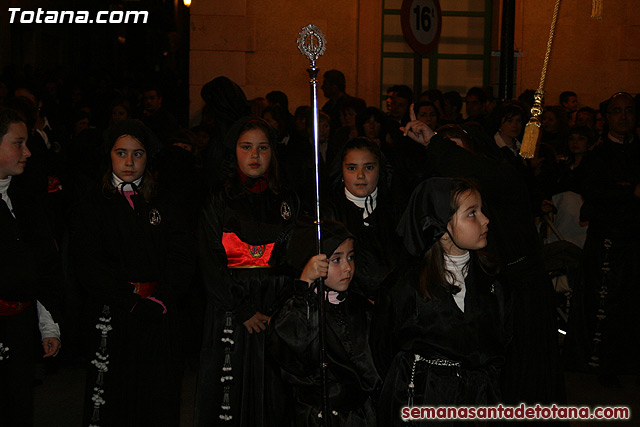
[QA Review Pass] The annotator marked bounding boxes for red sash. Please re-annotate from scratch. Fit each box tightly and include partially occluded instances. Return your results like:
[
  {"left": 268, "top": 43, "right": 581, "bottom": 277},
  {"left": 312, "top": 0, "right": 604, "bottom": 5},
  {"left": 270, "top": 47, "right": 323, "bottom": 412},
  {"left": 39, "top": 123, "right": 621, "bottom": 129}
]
[
  {"left": 0, "top": 299, "right": 31, "bottom": 316},
  {"left": 131, "top": 282, "right": 157, "bottom": 298},
  {"left": 222, "top": 232, "right": 274, "bottom": 268}
]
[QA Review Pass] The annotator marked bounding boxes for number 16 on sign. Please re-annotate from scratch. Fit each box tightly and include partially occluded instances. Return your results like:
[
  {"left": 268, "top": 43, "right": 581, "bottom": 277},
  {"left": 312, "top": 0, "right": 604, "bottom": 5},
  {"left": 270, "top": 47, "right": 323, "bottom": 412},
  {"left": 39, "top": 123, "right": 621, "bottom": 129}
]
[{"left": 401, "top": 0, "right": 442, "bottom": 55}]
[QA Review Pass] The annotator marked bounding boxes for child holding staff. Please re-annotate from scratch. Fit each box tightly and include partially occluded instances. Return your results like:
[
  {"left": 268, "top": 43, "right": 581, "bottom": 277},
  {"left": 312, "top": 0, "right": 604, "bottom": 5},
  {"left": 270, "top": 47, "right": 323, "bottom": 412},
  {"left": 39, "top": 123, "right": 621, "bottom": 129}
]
[{"left": 269, "top": 217, "right": 381, "bottom": 426}]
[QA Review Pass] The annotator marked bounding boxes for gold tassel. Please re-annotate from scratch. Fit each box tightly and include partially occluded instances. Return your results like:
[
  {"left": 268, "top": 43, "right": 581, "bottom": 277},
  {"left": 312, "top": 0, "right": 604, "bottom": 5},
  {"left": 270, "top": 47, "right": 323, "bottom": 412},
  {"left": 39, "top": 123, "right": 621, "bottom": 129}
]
[
  {"left": 519, "top": 0, "right": 561, "bottom": 158},
  {"left": 591, "top": 0, "right": 603, "bottom": 19},
  {"left": 520, "top": 91, "right": 544, "bottom": 159}
]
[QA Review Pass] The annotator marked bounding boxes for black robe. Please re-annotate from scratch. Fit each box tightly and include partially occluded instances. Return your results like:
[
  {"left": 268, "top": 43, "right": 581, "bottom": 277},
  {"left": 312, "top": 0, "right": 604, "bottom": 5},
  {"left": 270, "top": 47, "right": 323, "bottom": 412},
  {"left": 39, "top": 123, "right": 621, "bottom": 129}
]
[
  {"left": 268, "top": 281, "right": 381, "bottom": 426},
  {"left": 0, "top": 183, "right": 62, "bottom": 427},
  {"left": 195, "top": 186, "right": 298, "bottom": 426},
  {"left": 564, "top": 136, "right": 640, "bottom": 375},
  {"left": 324, "top": 188, "right": 403, "bottom": 299},
  {"left": 424, "top": 135, "right": 564, "bottom": 405},
  {"left": 371, "top": 260, "right": 509, "bottom": 426},
  {"left": 72, "top": 187, "right": 194, "bottom": 427}
]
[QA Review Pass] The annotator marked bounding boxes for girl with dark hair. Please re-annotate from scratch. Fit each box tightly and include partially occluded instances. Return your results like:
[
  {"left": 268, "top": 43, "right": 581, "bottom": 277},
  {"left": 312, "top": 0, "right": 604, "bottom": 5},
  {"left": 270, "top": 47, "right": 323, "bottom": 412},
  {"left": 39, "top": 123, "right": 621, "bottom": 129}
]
[
  {"left": 73, "top": 119, "right": 195, "bottom": 426},
  {"left": 195, "top": 116, "right": 299, "bottom": 426},
  {"left": 356, "top": 107, "right": 389, "bottom": 150},
  {"left": 413, "top": 100, "right": 440, "bottom": 132},
  {"left": 268, "top": 217, "right": 381, "bottom": 426},
  {"left": 371, "top": 178, "right": 509, "bottom": 426},
  {"left": 325, "top": 137, "right": 403, "bottom": 299}
]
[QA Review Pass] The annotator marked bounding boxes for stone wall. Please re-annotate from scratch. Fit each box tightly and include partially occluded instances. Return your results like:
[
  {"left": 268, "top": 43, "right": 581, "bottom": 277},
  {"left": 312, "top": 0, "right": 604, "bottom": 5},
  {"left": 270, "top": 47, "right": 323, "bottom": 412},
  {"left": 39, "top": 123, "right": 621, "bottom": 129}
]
[
  {"left": 189, "top": 0, "right": 382, "bottom": 124},
  {"left": 516, "top": 0, "right": 640, "bottom": 110}
]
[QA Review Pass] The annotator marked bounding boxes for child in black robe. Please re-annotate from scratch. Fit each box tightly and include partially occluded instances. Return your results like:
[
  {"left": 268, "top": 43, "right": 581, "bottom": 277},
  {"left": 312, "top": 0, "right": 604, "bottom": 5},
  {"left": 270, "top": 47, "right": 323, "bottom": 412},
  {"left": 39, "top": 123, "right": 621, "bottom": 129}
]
[
  {"left": 0, "top": 106, "right": 62, "bottom": 427},
  {"left": 269, "top": 217, "right": 381, "bottom": 426},
  {"left": 371, "top": 178, "right": 510, "bottom": 426},
  {"left": 73, "top": 119, "right": 194, "bottom": 426}
]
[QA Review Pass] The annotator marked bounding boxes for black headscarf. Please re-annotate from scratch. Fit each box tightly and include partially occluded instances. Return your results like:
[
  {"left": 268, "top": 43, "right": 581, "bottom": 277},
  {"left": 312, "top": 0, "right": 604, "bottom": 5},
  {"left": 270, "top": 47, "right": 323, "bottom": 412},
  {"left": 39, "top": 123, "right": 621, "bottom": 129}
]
[
  {"left": 287, "top": 216, "right": 355, "bottom": 272},
  {"left": 103, "top": 119, "right": 161, "bottom": 162},
  {"left": 201, "top": 76, "right": 251, "bottom": 135},
  {"left": 201, "top": 77, "right": 252, "bottom": 190},
  {"left": 396, "top": 177, "right": 453, "bottom": 257}
]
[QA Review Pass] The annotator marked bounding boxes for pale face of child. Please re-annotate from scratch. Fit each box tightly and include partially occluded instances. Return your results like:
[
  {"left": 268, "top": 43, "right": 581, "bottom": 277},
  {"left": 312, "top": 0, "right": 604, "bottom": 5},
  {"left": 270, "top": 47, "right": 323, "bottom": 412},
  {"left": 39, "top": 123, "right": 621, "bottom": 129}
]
[
  {"left": 0, "top": 122, "right": 30, "bottom": 179},
  {"left": 236, "top": 128, "right": 271, "bottom": 178},
  {"left": 417, "top": 105, "right": 438, "bottom": 131},
  {"left": 325, "top": 238, "right": 355, "bottom": 292},
  {"left": 342, "top": 148, "right": 380, "bottom": 198},
  {"left": 443, "top": 190, "right": 489, "bottom": 256},
  {"left": 111, "top": 135, "right": 147, "bottom": 182}
]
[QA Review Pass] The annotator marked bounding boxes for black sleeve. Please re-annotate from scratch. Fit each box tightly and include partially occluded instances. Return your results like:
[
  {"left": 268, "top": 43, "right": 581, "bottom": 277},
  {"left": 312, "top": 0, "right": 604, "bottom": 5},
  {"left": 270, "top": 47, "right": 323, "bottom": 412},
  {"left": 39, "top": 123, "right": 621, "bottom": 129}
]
[
  {"left": 1, "top": 191, "right": 63, "bottom": 323},
  {"left": 153, "top": 201, "right": 196, "bottom": 306},
  {"left": 369, "top": 283, "right": 399, "bottom": 380},
  {"left": 268, "top": 280, "right": 319, "bottom": 376}
]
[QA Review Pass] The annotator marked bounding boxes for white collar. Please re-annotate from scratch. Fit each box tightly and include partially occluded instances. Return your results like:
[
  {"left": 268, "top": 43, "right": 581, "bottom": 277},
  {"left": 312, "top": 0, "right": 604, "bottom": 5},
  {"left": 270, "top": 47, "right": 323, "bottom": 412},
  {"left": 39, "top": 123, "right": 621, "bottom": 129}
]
[
  {"left": 111, "top": 172, "right": 142, "bottom": 191},
  {"left": 607, "top": 132, "right": 634, "bottom": 144},
  {"left": 344, "top": 187, "right": 378, "bottom": 223},
  {"left": 445, "top": 251, "right": 470, "bottom": 267},
  {"left": 494, "top": 132, "right": 521, "bottom": 154},
  {"left": 0, "top": 177, "right": 11, "bottom": 196}
]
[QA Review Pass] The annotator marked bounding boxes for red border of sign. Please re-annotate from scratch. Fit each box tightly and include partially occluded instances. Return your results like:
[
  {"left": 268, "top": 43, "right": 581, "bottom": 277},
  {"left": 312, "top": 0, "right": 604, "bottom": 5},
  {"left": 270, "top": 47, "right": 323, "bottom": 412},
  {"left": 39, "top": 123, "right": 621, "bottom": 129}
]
[{"left": 401, "top": 0, "right": 442, "bottom": 56}]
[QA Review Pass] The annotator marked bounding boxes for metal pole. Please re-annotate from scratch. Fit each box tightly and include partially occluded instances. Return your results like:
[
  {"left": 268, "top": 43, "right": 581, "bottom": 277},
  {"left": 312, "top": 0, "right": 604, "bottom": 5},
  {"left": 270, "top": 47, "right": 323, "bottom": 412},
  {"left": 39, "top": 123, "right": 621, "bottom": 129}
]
[
  {"left": 498, "top": 0, "right": 516, "bottom": 100},
  {"left": 297, "top": 25, "right": 330, "bottom": 426}
]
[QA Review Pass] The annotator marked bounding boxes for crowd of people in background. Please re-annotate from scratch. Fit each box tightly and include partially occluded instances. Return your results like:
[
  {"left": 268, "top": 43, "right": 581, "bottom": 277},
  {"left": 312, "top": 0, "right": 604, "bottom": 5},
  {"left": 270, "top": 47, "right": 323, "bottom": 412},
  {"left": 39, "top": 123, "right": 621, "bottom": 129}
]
[{"left": 0, "top": 64, "right": 638, "bottom": 426}]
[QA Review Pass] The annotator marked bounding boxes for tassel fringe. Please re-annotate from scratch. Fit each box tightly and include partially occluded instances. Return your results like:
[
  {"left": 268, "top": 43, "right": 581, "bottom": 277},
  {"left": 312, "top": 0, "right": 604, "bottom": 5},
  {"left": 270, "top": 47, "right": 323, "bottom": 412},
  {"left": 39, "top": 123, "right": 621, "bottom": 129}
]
[{"left": 591, "top": 0, "right": 603, "bottom": 19}]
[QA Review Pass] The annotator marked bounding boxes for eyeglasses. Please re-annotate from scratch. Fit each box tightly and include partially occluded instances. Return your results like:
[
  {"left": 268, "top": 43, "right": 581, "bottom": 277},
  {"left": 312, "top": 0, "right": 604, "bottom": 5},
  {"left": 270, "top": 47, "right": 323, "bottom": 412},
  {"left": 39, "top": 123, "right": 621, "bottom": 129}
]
[{"left": 607, "top": 107, "right": 636, "bottom": 116}]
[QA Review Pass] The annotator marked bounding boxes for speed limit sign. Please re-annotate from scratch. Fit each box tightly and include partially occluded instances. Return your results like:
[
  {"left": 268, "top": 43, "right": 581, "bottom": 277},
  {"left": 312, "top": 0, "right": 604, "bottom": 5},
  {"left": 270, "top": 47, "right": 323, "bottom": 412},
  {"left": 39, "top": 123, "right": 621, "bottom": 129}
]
[{"left": 401, "top": 0, "right": 442, "bottom": 55}]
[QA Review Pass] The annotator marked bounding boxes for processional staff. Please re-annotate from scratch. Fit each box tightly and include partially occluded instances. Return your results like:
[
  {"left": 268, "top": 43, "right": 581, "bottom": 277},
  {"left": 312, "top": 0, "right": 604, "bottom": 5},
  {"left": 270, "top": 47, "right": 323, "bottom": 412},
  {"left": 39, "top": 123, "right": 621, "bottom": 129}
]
[{"left": 297, "top": 24, "right": 331, "bottom": 426}]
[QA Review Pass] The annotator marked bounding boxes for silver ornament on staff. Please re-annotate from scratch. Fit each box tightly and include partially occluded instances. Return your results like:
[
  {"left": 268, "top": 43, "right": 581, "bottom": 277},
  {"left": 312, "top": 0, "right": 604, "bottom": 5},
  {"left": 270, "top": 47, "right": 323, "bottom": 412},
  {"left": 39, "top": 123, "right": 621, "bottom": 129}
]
[{"left": 297, "top": 24, "right": 331, "bottom": 425}]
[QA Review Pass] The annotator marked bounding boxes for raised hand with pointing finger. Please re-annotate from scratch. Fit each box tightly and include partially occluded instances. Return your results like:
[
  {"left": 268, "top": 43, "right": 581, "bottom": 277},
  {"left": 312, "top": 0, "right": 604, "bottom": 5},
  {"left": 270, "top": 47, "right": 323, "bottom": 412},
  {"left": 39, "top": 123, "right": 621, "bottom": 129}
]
[{"left": 400, "top": 103, "right": 436, "bottom": 147}]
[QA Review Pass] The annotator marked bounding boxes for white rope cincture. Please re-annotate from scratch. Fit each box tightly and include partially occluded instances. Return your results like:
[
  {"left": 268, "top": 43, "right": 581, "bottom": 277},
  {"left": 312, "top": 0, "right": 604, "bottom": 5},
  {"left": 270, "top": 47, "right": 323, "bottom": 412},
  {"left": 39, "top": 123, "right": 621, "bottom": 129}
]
[
  {"left": 0, "top": 343, "right": 9, "bottom": 361},
  {"left": 219, "top": 311, "right": 235, "bottom": 422},
  {"left": 406, "top": 353, "right": 424, "bottom": 410},
  {"left": 89, "top": 305, "right": 112, "bottom": 426}
]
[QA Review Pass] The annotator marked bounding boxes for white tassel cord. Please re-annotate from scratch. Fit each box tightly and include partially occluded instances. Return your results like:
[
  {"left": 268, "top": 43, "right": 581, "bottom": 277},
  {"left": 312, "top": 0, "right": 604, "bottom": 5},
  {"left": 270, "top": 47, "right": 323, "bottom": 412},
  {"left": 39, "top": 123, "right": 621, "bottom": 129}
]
[
  {"left": 219, "top": 312, "right": 235, "bottom": 422},
  {"left": 89, "top": 305, "right": 112, "bottom": 426}
]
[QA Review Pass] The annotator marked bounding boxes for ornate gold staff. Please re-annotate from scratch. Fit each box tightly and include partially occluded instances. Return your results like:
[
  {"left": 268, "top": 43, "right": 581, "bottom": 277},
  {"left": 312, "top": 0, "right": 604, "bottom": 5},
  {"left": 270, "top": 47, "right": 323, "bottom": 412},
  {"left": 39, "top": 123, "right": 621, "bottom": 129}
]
[
  {"left": 520, "top": 0, "right": 562, "bottom": 159},
  {"left": 297, "top": 24, "right": 331, "bottom": 425}
]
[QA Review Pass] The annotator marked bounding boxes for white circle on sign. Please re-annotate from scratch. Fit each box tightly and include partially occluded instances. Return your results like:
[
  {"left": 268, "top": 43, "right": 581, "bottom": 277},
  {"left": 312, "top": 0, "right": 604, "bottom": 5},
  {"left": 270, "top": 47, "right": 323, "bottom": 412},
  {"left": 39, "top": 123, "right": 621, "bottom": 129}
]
[
  {"left": 401, "top": 0, "right": 442, "bottom": 55},
  {"left": 410, "top": 0, "right": 439, "bottom": 44}
]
